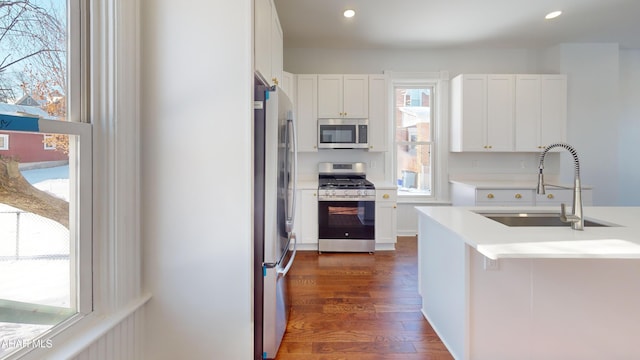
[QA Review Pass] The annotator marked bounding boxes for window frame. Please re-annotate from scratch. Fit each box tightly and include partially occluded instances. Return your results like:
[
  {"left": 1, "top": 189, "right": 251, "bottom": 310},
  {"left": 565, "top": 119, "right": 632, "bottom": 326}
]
[
  {"left": 394, "top": 85, "right": 435, "bottom": 197},
  {"left": 0, "top": 134, "right": 8, "bottom": 150},
  {"left": 0, "top": 0, "right": 92, "bottom": 358},
  {"left": 387, "top": 71, "right": 450, "bottom": 203}
]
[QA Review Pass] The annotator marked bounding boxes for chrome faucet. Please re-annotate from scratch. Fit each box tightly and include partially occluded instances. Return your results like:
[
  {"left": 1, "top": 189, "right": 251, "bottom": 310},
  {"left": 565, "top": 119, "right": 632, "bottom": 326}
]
[{"left": 537, "top": 143, "right": 584, "bottom": 230}]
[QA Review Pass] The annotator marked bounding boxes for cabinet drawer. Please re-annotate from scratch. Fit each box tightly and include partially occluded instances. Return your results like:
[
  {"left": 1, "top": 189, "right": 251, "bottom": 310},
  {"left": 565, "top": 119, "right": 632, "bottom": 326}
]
[
  {"left": 535, "top": 189, "right": 573, "bottom": 204},
  {"left": 476, "top": 189, "right": 533, "bottom": 203},
  {"left": 376, "top": 190, "right": 397, "bottom": 202},
  {"left": 536, "top": 188, "right": 593, "bottom": 205}
]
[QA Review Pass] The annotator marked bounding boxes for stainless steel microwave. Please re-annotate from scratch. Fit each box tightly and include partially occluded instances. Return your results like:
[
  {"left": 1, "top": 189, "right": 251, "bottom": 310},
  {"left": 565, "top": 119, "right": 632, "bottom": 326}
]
[{"left": 317, "top": 119, "right": 368, "bottom": 149}]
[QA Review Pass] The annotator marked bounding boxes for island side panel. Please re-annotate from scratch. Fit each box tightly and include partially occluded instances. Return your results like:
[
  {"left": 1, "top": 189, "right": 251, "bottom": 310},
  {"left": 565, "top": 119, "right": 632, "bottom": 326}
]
[
  {"left": 468, "top": 250, "right": 534, "bottom": 359},
  {"left": 468, "top": 251, "right": 640, "bottom": 359},
  {"left": 418, "top": 214, "right": 469, "bottom": 360},
  {"left": 529, "top": 258, "right": 640, "bottom": 359}
]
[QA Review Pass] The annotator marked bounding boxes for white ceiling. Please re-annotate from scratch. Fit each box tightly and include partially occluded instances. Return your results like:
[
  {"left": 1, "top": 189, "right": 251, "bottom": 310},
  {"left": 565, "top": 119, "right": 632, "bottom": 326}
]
[{"left": 273, "top": 0, "right": 640, "bottom": 50}]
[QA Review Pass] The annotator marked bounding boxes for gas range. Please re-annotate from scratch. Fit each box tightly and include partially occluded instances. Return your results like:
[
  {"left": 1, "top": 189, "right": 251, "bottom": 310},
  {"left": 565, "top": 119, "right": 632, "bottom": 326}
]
[{"left": 318, "top": 162, "right": 375, "bottom": 201}]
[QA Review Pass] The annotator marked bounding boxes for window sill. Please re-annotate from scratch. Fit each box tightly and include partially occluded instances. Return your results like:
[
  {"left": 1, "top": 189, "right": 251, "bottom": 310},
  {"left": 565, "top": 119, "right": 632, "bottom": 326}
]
[{"left": 13, "top": 293, "right": 152, "bottom": 360}]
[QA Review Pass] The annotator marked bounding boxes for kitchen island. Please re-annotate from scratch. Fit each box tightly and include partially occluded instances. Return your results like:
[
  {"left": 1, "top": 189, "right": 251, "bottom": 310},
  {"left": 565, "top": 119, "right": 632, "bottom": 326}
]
[{"left": 416, "top": 206, "right": 640, "bottom": 360}]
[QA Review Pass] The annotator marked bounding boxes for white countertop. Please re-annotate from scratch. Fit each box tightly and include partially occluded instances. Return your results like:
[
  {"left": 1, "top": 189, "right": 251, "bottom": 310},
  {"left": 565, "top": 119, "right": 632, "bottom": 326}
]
[
  {"left": 416, "top": 206, "right": 640, "bottom": 259},
  {"left": 449, "top": 179, "right": 593, "bottom": 190}
]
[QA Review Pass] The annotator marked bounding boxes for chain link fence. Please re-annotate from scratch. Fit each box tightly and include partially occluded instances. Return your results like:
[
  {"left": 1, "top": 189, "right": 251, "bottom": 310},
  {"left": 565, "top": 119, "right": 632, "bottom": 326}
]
[{"left": 0, "top": 209, "right": 69, "bottom": 261}]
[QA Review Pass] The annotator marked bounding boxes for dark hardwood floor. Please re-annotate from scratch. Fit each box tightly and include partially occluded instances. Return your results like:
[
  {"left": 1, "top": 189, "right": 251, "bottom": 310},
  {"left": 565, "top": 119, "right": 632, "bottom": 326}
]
[{"left": 275, "top": 236, "right": 454, "bottom": 360}]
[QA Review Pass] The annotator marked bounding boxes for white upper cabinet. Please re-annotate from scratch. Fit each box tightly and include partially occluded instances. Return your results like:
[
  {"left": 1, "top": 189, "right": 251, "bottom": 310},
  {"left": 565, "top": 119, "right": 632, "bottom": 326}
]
[
  {"left": 367, "top": 74, "right": 387, "bottom": 151},
  {"left": 451, "top": 74, "right": 514, "bottom": 151},
  {"left": 515, "top": 74, "right": 567, "bottom": 151},
  {"left": 318, "top": 75, "right": 368, "bottom": 118},
  {"left": 451, "top": 74, "right": 486, "bottom": 151},
  {"left": 254, "top": 0, "right": 283, "bottom": 87},
  {"left": 280, "top": 71, "right": 295, "bottom": 103},
  {"left": 486, "top": 74, "right": 515, "bottom": 151},
  {"left": 296, "top": 74, "right": 318, "bottom": 152},
  {"left": 452, "top": 73, "right": 566, "bottom": 153}
]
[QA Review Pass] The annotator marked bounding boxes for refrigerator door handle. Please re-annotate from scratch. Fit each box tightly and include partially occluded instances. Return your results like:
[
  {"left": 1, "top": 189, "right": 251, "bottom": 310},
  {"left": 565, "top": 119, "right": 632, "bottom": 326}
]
[
  {"left": 277, "top": 233, "right": 297, "bottom": 277},
  {"left": 286, "top": 117, "right": 298, "bottom": 231}
]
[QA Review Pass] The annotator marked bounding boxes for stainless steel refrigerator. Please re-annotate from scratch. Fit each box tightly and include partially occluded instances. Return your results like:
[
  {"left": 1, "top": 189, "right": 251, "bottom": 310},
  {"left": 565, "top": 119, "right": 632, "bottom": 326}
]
[{"left": 254, "top": 74, "right": 298, "bottom": 360}]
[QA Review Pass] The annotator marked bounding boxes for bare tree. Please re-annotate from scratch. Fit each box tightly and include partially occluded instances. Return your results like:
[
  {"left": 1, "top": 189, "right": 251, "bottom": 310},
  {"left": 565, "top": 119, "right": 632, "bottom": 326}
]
[{"left": 0, "top": 0, "right": 69, "bottom": 228}]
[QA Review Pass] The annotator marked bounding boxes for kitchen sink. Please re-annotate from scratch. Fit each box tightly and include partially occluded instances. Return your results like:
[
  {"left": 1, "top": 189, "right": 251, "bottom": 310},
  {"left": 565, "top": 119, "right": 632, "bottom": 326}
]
[{"left": 474, "top": 212, "right": 616, "bottom": 227}]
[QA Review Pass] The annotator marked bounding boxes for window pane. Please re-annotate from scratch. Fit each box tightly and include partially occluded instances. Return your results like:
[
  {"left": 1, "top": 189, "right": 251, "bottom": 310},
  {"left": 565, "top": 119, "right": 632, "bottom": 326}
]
[
  {"left": 0, "top": 0, "right": 75, "bottom": 356},
  {"left": 397, "top": 143, "right": 431, "bottom": 196},
  {"left": 395, "top": 88, "right": 431, "bottom": 143},
  {"left": 395, "top": 86, "right": 433, "bottom": 197},
  {"left": 0, "top": 130, "right": 76, "bottom": 357}
]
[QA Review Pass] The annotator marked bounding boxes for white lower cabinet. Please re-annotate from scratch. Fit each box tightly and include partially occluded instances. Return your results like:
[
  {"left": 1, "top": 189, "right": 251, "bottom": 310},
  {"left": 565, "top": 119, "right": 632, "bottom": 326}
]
[
  {"left": 535, "top": 188, "right": 593, "bottom": 206},
  {"left": 294, "top": 189, "right": 318, "bottom": 246},
  {"left": 375, "top": 189, "right": 397, "bottom": 249},
  {"left": 451, "top": 183, "right": 593, "bottom": 206}
]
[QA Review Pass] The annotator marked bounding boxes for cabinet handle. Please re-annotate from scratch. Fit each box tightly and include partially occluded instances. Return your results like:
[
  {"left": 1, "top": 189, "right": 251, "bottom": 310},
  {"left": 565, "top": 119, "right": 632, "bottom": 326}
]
[
  {"left": 393, "top": 205, "right": 397, "bottom": 209},
  {"left": 369, "top": 145, "right": 373, "bottom": 149},
  {"left": 383, "top": 194, "right": 390, "bottom": 199},
  {"left": 272, "top": 77, "right": 279, "bottom": 85},
  {"left": 487, "top": 193, "right": 494, "bottom": 199},
  {"left": 547, "top": 194, "right": 554, "bottom": 199},
  {"left": 484, "top": 145, "right": 493, "bottom": 149},
  {"left": 515, "top": 193, "right": 522, "bottom": 199}
]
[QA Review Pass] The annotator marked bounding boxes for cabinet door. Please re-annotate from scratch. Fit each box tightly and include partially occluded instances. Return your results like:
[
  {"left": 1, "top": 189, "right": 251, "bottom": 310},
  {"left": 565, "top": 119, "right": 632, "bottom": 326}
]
[
  {"left": 317, "top": 75, "right": 343, "bottom": 118},
  {"left": 270, "top": 6, "right": 283, "bottom": 87},
  {"left": 280, "top": 71, "right": 295, "bottom": 103},
  {"left": 296, "top": 75, "right": 318, "bottom": 152},
  {"left": 254, "top": 0, "right": 272, "bottom": 83},
  {"left": 375, "top": 191, "right": 397, "bottom": 245},
  {"left": 368, "top": 75, "right": 387, "bottom": 151},
  {"left": 451, "top": 74, "right": 487, "bottom": 151},
  {"left": 296, "top": 190, "right": 318, "bottom": 244},
  {"left": 515, "top": 75, "right": 542, "bottom": 151},
  {"left": 540, "top": 75, "right": 567, "bottom": 147},
  {"left": 486, "top": 74, "right": 514, "bottom": 151},
  {"left": 343, "top": 75, "right": 369, "bottom": 118}
]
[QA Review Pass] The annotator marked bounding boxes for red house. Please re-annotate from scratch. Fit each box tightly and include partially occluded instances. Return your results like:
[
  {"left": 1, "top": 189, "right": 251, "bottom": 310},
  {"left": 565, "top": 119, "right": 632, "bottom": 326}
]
[{"left": 0, "top": 101, "right": 68, "bottom": 164}]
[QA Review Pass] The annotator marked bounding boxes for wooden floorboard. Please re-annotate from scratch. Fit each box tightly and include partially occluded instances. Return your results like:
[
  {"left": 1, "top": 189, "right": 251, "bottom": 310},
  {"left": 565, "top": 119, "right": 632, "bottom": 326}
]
[{"left": 275, "top": 236, "right": 453, "bottom": 360}]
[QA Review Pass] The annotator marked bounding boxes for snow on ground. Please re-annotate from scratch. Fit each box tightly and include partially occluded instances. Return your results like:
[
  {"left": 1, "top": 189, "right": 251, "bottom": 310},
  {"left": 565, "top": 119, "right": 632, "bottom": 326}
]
[{"left": 1, "top": 166, "right": 71, "bottom": 356}]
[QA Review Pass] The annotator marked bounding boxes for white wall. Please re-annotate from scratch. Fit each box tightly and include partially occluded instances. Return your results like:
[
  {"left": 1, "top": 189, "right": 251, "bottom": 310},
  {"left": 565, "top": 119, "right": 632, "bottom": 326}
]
[
  {"left": 619, "top": 49, "right": 640, "bottom": 205},
  {"left": 140, "top": 1, "right": 253, "bottom": 359},
  {"left": 543, "top": 44, "right": 621, "bottom": 205},
  {"left": 285, "top": 45, "right": 640, "bottom": 207}
]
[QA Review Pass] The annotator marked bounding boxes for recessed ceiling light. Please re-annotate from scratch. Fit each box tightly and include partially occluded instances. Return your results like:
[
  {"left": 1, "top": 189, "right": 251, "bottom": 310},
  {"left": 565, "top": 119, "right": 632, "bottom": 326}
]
[
  {"left": 343, "top": 9, "right": 355, "bottom": 18},
  {"left": 545, "top": 10, "right": 562, "bottom": 20}
]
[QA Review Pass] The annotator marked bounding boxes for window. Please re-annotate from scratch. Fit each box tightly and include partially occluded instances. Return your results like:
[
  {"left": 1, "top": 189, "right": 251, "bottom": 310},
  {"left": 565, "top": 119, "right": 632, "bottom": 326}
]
[
  {"left": 395, "top": 86, "right": 434, "bottom": 197},
  {"left": 0, "top": 1, "right": 90, "bottom": 358},
  {"left": 0, "top": 135, "right": 8, "bottom": 150},
  {"left": 43, "top": 135, "right": 56, "bottom": 150}
]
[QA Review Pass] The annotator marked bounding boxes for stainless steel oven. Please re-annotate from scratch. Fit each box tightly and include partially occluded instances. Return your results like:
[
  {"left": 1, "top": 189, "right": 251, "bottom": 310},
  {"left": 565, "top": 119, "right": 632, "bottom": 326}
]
[{"left": 317, "top": 162, "right": 375, "bottom": 253}]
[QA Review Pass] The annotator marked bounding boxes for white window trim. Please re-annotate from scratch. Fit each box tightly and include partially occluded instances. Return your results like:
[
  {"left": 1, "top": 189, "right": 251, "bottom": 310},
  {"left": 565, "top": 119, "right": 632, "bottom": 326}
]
[
  {"left": 0, "top": 134, "right": 8, "bottom": 150},
  {"left": 385, "top": 71, "right": 450, "bottom": 203},
  {"left": 43, "top": 134, "right": 56, "bottom": 150},
  {"left": 12, "top": 0, "right": 146, "bottom": 358}
]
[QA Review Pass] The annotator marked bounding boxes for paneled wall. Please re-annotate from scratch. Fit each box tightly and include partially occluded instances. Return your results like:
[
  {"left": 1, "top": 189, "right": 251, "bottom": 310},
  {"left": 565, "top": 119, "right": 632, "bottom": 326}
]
[{"left": 71, "top": 309, "right": 145, "bottom": 360}]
